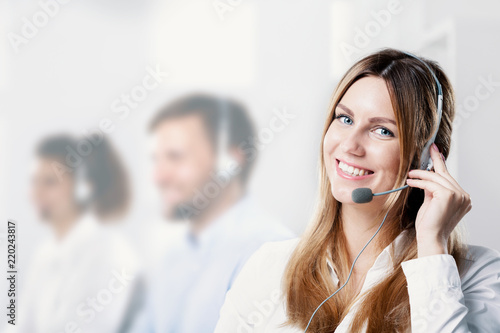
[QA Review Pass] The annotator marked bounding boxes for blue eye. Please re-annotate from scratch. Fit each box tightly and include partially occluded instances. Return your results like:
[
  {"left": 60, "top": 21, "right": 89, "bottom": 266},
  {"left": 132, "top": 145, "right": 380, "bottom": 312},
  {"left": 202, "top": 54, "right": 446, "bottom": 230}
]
[
  {"left": 336, "top": 114, "right": 353, "bottom": 125},
  {"left": 374, "top": 127, "right": 394, "bottom": 137}
]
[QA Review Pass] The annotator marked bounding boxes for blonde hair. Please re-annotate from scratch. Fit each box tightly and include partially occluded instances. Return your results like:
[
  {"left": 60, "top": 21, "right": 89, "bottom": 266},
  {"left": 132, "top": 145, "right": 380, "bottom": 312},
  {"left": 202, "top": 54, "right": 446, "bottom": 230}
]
[{"left": 283, "top": 48, "right": 467, "bottom": 332}]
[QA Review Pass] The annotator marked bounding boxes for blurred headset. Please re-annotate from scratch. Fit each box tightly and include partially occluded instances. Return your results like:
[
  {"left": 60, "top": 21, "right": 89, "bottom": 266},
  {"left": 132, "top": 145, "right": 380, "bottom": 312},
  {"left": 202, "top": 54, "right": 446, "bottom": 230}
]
[
  {"left": 215, "top": 98, "right": 240, "bottom": 178},
  {"left": 74, "top": 162, "right": 92, "bottom": 205}
]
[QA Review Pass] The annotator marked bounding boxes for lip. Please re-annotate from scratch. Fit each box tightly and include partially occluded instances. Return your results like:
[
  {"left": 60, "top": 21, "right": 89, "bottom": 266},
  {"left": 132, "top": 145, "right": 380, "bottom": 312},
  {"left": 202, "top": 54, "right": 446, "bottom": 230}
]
[{"left": 335, "top": 159, "right": 375, "bottom": 180}]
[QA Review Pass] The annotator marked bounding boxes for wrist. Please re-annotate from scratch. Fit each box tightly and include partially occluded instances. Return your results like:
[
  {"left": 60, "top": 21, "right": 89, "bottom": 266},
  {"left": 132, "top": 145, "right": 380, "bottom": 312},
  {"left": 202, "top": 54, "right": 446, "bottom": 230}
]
[{"left": 417, "top": 235, "right": 448, "bottom": 258}]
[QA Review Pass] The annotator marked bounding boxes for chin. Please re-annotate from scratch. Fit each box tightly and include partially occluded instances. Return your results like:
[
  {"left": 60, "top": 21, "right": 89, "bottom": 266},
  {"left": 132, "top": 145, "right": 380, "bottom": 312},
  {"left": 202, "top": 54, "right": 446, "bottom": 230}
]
[{"left": 330, "top": 185, "right": 356, "bottom": 205}]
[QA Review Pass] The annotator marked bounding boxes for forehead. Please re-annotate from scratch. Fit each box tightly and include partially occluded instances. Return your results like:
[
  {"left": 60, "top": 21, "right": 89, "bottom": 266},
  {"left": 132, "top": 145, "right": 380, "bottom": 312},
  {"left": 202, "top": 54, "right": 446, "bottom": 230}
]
[
  {"left": 33, "top": 158, "right": 60, "bottom": 173},
  {"left": 339, "top": 76, "right": 395, "bottom": 120},
  {"left": 32, "top": 158, "right": 72, "bottom": 182},
  {"left": 151, "top": 114, "right": 212, "bottom": 149}
]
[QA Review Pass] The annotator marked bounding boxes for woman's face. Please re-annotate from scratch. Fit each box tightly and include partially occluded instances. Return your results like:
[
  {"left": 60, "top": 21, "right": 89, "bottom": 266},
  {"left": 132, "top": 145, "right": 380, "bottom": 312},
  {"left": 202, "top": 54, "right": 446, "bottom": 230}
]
[
  {"left": 30, "top": 158, "right": 77, "bottom": 222},
  {"left": 323, "top": 76, "right": 401, "bottom": 205}
]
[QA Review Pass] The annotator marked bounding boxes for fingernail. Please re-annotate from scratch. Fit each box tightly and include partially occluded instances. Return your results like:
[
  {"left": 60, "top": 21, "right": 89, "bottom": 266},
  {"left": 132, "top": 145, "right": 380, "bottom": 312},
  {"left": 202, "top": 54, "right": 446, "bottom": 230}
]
[{"left": 432, "top": 143, "right": 439, "bottom": 151}]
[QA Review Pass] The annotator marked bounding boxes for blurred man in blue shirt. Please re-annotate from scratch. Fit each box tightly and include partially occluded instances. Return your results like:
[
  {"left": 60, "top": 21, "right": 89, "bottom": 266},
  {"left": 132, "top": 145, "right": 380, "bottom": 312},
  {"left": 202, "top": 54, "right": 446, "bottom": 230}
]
[{"left": 141, "top": 93, "right": 293, "bottom": 333}]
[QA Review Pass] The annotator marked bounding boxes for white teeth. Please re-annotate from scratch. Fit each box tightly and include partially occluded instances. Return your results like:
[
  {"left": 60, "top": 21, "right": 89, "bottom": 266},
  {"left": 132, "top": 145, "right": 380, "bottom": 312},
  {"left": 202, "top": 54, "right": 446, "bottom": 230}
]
[{"left": 338, "top": 160, "right": 371, "bottom": 177}]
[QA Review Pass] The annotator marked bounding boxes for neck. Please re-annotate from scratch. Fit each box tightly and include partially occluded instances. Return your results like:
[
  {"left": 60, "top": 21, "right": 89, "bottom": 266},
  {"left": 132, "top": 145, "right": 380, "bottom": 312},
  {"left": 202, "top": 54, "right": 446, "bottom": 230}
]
[
  {"left": 190, "top": 180, "right": 245, "bottom": 236},
  {"left": 51, "top": 206, "right": 81, "bottom": 240},
  {"left": 340, "top": 202, "right": 390, "bottom": 275}
]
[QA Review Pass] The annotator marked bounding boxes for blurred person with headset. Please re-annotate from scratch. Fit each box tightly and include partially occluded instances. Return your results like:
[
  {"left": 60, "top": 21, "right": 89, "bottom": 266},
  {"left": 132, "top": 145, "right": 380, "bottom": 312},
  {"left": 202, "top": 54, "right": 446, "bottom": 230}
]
[
  {"left": 136, "top": 93, "right": 294, "bottom": 333},
  {"left": 215, "top": 49, "right": 500, "bottom": 332},
  {"left": 12, "top": 134, "right": 141, "bottom": 333}
]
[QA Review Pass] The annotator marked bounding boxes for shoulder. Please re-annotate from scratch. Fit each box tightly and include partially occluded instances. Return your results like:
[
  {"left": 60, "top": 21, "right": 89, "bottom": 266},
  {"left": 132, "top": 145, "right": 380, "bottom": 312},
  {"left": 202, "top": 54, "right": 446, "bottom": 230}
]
[
  {"left": 228, "top": 238, "right": 300, "bottom": 296},
  {"left": 216, "top": 238, "right": 300, "bottom": 330},
  {"left": 230, "top": 194, "right": 295, "bottom": 241},
  {"left": 464, "top": 244, "right": 500, "bottom": 261},
  {"left": 243, "top": 238, "right": 301, "bottom": 272},
  {"left": 222, "top": 217, "right": 296, "bottom": 284},
  {"left": 79, "top": 219, "right": 141, "bottom": 275},
  {"left": 458, "top": 245, "right": 500, "bottom": 325},
  {"left": 460, "top": 244, "right": 500, "bottom": 287}
]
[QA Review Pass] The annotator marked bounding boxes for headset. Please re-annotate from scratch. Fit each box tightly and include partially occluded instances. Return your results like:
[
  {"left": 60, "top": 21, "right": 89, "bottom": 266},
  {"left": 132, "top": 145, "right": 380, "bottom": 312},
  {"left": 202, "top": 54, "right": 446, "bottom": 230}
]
[
  {"left": 215, "top": 98, "right": 240, "bottom": 178},
  {"left": 303, "top": 51, "right": 444, "bottom": 332},
  {"left": 74, "top": 163, "right": 92, "bottom": 204}
]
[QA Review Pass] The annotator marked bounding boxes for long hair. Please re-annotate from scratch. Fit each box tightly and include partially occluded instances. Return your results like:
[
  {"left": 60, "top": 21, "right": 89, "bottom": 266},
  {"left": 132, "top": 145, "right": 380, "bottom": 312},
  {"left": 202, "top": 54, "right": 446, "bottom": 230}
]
[{"left": 282, "top": 48, "right": 467, "bottom": 332}]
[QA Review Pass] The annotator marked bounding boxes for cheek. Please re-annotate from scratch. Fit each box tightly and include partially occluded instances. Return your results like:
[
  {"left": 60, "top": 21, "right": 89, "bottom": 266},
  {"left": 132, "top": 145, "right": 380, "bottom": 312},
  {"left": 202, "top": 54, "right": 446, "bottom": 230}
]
[
  {"left": 178, "top": 158, "right": 213, "bottom": 190},
  {"left": 380, "top": 146, "right": 401, "bottom": 179},
  {"left": 46, "top": 182, "right": 74, "bottom": 206},
  {"left": 154, "top": 161, "right": 173, "bottom": 184},
  {"left": 177, "top": 164, "right": 197, "bottom": 185},
  {"left": 59, "top": 188, "right": 73, "bottom": 205},
  {"left": 323, "top": 126, "right": 339, "bottom": 160},
  {"left": 30, "top": 184, "right": 42, "bottom": 203}
]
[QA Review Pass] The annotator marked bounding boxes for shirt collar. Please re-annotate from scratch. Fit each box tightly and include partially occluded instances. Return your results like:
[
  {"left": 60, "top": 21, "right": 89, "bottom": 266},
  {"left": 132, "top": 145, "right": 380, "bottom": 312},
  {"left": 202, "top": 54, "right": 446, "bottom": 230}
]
[
  {"left": 185, "top": 192, "right": 252, "bottom": 249},
  {"left": 45, "top": 213, "right": 98, "bottom": 261},
  {"left": 326, "top": 229, "right": 410, "bottom": 287}
]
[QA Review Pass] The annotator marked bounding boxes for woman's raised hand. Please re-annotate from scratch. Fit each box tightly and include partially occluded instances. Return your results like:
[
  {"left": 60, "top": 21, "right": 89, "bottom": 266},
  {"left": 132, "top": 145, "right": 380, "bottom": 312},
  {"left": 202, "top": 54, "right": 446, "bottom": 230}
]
[{"left": 406, "top": 143, "right": 472, "bottom": 257}]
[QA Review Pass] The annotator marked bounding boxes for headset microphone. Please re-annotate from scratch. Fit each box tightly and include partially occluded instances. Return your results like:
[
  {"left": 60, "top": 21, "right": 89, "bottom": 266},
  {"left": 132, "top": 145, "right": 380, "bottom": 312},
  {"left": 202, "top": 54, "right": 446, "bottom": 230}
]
[{"left": 351, "top": 185, "right": 409, "bottom": 204}]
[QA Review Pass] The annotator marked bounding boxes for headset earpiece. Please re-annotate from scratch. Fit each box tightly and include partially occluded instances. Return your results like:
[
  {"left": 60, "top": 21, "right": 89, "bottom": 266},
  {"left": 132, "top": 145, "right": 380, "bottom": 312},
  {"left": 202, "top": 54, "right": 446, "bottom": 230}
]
[
  {"left": 215, "top": 98, "right": 239, "bottom": 178},
  {"left": 74, "top": 165, "right": 91, "bottom": 203},
  {"left": 402, "top": 52, "right": 444, "bottom": 171}
]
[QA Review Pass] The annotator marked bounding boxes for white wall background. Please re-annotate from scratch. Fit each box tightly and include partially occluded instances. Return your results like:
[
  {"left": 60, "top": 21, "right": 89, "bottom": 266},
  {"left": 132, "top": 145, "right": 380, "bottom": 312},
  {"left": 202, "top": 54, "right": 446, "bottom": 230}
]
[{"left": 0, "top": 2, "right": 499, "bottom": 321}]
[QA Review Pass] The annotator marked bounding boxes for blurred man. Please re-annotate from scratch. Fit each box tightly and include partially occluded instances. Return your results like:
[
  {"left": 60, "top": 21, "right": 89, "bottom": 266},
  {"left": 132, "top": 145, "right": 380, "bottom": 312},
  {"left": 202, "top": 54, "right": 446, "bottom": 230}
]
[{"left": 143, "top": 93, "right": 293, "bottom": 333}]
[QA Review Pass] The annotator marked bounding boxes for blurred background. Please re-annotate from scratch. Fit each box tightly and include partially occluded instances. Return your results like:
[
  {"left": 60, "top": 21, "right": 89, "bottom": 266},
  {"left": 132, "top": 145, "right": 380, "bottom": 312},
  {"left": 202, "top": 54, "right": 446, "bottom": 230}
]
[{"left": 0, "top": 0, "right": 499, "bottom": 332}]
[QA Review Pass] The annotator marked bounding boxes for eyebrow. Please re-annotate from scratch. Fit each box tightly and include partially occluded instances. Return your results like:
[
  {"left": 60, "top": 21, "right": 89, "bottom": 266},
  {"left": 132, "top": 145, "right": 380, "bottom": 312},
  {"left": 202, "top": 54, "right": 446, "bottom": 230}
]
[{"left": 336, "top": 103, "right": 397, "bottom": 126}]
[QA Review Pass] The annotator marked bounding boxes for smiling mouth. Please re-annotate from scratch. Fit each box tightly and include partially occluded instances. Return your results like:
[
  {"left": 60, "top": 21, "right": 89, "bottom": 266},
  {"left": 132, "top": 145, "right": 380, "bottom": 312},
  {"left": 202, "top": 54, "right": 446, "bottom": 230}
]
[{"left": 336, "top": 159, "right": 374, "bottom": 177}]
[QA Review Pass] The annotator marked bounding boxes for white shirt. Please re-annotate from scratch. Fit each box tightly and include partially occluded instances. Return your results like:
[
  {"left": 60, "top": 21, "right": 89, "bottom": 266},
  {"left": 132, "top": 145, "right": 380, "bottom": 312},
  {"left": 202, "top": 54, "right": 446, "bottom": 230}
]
[
  {"left": 11, "top": 214, "right": 140, "bottom": 333},
  {"left": 140, "top": 193, "right": 294, "bottom": 333},
  {"left": 215, "top": 230, "right": 500, "bottom": 333}
]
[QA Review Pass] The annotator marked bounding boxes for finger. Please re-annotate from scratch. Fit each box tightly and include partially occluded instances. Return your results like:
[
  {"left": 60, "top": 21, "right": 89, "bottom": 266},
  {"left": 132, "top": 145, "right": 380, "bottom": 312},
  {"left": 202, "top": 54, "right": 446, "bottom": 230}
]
[
  {"left": 429, "top": 144, "right": 466, "bottom": 192},
  {"left": 406, "top": 177, "right": 450, "bottom": 194},
  {"left": 466, "top": 201, "right": 472, "bottom": 213},
  {"left": 408, "top": 169, "right": 459, "bottom": 192},
  {"left": 430, "top": 143, "right": 447, "bottom": 174},
  {"left": 461, "top": 193, "right": 473, "bottom": 213},
  {"left": 410, "top": 169, "right": 471, "bottom": 207}
]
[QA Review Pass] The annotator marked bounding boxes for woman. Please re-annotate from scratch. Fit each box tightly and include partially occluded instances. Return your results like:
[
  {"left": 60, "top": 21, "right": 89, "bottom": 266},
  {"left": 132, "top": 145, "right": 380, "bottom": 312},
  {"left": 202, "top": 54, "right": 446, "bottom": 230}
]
[
  {"left": 15, "top": 134, "right": 141, "bottom": 333},
  {"left": 214, "top": 49, "right": 500, "bottom": 332}
]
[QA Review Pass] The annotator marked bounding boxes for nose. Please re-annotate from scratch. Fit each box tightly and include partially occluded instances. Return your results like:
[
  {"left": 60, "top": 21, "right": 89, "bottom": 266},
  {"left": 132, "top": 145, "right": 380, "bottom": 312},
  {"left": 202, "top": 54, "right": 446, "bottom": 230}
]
[
  {"left": 340, "top": 129, "right": 365, "bottom": 156},
  {"left": 153, "top": 160, "right": 171, "bottom": 186}
]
